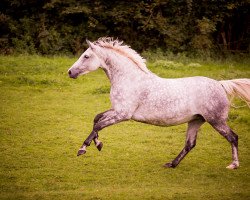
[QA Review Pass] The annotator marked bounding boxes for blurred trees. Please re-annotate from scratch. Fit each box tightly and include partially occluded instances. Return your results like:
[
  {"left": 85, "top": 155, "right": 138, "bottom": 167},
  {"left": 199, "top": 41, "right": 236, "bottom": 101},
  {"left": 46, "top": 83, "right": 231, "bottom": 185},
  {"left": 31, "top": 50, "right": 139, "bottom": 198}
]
[{"left": 0, "top": 0, "right": 249, "bottom": 55}]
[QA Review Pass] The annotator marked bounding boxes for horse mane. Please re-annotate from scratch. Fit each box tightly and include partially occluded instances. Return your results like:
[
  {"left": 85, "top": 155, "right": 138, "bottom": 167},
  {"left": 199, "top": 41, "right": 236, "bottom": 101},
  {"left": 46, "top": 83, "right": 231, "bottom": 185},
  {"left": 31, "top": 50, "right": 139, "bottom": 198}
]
[{"left": 93, "top": 37, "right": 150, "bottom": 73}]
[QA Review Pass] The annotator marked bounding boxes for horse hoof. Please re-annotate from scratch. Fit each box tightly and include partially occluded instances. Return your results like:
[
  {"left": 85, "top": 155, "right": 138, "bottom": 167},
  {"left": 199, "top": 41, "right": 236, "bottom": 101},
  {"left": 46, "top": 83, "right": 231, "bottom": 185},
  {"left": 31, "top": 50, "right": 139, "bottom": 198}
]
[
  {"left": 226, "top": 162, "right": 239, "bottom": 170},
  {"left": 96, "top": 142, "right": 103, "bottom": 151},
  {"left": 163, "top": 162, "right": 175, "bottom": 168},
  {"left": 77, "top": 149, "right": 86, "bottom": 156}
]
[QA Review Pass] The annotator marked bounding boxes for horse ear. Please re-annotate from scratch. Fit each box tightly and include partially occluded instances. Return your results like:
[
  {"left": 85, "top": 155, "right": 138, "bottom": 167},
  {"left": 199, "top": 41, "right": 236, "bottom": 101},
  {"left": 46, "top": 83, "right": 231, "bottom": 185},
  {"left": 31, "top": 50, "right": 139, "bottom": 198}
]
[{"left": 86, "top": 39, "right": 95, "bottom": 49}]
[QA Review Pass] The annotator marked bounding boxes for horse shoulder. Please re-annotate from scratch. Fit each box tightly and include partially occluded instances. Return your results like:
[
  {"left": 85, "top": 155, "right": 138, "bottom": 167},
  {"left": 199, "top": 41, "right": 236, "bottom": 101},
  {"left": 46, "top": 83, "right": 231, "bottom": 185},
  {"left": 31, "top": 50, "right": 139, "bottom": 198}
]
[{"left": 109, "top": 83, "right": 141, "bottom": 117}]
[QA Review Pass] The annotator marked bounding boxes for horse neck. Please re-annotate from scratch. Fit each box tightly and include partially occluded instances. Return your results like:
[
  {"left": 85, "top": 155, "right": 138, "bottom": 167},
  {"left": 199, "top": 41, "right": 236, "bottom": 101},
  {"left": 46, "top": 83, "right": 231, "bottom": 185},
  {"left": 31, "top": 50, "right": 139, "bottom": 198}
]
[{"left": 100, "top": 52, "right": 150, "bottom": 85}]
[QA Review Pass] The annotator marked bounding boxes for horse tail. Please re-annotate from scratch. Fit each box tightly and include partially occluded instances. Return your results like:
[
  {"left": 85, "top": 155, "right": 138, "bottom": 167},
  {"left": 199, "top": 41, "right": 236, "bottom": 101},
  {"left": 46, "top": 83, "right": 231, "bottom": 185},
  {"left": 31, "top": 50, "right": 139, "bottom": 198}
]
[{"left": 220, "top": 79, "right": 250, "bottom": 107}]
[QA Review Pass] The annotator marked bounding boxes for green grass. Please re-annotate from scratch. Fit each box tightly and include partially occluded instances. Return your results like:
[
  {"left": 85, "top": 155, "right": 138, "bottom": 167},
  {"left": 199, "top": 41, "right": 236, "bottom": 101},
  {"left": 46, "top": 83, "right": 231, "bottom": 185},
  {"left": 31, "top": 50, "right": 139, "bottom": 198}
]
[{"left": 0, "top": 55, "right": 250, "bottom": 200}]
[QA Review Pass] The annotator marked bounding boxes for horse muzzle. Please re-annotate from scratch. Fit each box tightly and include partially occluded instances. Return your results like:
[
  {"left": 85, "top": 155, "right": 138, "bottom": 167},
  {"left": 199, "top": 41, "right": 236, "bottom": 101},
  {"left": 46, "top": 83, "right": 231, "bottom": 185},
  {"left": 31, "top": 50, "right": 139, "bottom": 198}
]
[{"left": 68, "top": 69, "right": 78, "bottom": 79}]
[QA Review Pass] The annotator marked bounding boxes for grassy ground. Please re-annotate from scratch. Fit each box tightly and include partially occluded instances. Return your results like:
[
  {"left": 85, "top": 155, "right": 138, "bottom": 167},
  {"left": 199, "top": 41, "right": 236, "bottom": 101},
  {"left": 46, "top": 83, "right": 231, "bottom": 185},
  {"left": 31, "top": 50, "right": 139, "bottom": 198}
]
[{"left": 0, "top": 55, "right": 249, "bottom": 200}]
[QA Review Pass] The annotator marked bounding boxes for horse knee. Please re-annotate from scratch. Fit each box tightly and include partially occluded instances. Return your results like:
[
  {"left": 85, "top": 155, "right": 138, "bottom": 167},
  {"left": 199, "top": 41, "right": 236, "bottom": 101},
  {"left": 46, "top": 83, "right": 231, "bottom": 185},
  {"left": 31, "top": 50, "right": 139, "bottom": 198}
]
[{"left": 94, "top": 114, "right": 103, "bottom": 124}]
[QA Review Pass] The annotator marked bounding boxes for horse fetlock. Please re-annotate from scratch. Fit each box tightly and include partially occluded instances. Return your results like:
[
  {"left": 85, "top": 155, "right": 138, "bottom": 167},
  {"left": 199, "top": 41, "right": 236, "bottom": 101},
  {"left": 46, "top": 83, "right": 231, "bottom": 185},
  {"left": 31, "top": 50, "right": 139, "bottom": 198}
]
[
  {"left": 94, "top": 138, "right": 103, "bottom": 151},
  {"left": 96, "top": 142, "right": 103, "bottom": 151}
]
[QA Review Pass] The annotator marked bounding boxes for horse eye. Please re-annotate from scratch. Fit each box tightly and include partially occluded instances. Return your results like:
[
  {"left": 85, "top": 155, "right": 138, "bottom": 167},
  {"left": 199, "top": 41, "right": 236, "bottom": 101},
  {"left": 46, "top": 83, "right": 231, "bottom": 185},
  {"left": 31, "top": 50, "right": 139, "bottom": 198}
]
[{"left": 84, "top": 55, "right": 89, "bottom": 59}]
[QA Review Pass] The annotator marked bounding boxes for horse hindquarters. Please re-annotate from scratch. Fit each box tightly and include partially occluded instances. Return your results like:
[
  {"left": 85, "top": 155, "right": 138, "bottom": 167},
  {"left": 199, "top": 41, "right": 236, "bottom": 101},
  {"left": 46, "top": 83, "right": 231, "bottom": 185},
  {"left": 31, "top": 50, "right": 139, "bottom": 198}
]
[
  {"left": 163, "top": 77, "right": 239, "bottom": 169},
  {"left": 193, "top": 81, "right": 240, "bottom": 169}
]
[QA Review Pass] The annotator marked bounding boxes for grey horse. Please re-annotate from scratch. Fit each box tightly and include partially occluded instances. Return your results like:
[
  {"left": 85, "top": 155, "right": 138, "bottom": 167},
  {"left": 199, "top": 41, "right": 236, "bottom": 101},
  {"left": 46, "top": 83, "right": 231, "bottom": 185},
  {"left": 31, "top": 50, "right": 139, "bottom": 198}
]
[{"left": 68, "top": 37, "right": 250, "bottom": 169}]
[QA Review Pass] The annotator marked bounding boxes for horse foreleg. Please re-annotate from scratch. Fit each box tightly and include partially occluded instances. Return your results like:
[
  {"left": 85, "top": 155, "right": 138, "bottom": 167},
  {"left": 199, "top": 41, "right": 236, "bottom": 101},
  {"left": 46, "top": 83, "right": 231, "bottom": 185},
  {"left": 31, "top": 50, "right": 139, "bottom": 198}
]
[
  {"left": 77, "top": 110, "right": 129, "bottom": 156},
  {"left": 77, "top": 111, "right": 109, "bottom": 156},
  {"left": 93, "top": 134, "right": 103, "bottom": 151},
  {"left": 92, "top": 110, "right": 112, "bottom": 151},
  {"left": 77, "top": 130, "right": 98, "bottom": 156},
  {"left": 164, "top": 118, "right": 204, "bottom": 168}
]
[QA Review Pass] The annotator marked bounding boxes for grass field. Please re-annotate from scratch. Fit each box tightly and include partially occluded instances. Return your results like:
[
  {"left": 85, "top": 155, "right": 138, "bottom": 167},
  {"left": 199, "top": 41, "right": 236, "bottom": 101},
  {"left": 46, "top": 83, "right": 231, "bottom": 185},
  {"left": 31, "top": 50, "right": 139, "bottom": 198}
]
[{"left": 0, "top": 55, "right": 250, "bottom": 200}]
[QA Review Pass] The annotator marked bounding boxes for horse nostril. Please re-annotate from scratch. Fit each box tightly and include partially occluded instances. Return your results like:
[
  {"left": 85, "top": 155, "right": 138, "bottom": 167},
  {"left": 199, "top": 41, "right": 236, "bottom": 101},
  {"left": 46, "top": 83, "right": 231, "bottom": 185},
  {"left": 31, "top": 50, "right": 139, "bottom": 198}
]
[{"left": 68, "top": 70, "right": 72, "bottom": 75}]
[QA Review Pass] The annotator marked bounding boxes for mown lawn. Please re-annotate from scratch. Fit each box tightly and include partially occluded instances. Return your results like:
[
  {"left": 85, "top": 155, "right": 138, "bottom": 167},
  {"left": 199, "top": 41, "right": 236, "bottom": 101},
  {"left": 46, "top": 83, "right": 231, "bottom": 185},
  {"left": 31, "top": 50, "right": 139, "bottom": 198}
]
[{"left": 0, "top": 55, "right": 249, "bottom": 200}]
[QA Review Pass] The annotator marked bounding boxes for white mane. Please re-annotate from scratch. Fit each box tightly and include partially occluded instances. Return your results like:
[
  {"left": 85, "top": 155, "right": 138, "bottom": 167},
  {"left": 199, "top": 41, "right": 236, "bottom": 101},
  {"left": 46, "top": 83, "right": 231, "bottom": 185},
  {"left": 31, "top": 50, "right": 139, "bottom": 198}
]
[{"left": 94, "top": 37, "right": 150, "bottom": 73}]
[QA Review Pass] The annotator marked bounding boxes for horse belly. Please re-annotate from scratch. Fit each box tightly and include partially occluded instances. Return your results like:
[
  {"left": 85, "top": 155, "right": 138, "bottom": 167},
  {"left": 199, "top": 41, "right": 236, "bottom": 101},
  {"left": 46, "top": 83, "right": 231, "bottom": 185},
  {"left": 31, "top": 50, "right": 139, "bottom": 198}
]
[
  {"left": 132, "top": 102, "right": 195, "bottom": 126},
  {"left": 133, "top": 114, "right": 195, "bottom": 126}
]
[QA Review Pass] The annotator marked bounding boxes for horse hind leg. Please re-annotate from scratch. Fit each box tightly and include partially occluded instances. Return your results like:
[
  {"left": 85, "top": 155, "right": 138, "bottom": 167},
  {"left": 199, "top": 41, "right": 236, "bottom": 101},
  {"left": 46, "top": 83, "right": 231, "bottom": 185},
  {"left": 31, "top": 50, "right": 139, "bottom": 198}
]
[
  {"left": 164, "top": 118, "right": 205, "bottom": 168},
  {"left": 209, "top": 121, "right": 239, "bottom": 169}
]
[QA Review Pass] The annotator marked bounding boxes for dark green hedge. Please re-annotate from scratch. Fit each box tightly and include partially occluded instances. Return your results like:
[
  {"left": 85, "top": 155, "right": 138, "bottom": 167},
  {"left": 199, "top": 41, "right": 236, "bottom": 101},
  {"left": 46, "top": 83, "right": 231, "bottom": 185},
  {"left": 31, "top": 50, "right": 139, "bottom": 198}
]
[{"left": 0, "top": 0, "right": 249, "bottom": 55}]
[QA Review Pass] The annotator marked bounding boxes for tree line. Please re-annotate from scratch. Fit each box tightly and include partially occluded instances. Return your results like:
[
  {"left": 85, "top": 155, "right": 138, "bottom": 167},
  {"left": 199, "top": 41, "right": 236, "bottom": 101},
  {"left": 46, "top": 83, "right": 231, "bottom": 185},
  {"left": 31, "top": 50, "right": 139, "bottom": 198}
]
[{"left": 0, "top": 0, "right": 249, "bottom": 56}]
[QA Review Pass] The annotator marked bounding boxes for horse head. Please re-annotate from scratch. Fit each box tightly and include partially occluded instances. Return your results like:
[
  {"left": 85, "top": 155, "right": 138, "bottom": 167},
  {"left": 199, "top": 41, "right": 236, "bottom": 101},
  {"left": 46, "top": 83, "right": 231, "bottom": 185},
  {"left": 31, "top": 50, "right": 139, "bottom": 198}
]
[{"left": 68, "top": 40, "right": 102, "bottom": 79}]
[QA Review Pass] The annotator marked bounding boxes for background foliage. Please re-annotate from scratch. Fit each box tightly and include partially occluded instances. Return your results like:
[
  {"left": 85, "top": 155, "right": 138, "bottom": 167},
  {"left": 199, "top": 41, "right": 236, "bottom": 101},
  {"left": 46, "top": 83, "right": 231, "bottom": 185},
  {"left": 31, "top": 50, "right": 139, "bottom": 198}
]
[{"left": 0, "top": 0, "right": 249, "bottom": 55}]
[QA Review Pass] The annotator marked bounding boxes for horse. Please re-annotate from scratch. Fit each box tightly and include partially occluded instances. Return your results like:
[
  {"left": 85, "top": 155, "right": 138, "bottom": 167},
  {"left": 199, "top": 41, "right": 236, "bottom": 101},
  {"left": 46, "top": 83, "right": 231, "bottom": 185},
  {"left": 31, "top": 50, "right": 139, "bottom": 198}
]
[{"left": 68, "top": 37, "right": 250, "bottom": 169}]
